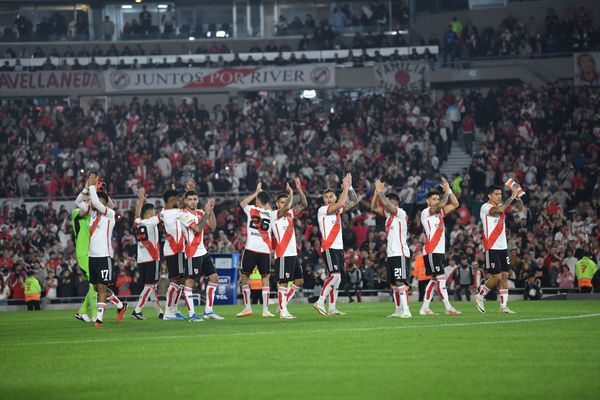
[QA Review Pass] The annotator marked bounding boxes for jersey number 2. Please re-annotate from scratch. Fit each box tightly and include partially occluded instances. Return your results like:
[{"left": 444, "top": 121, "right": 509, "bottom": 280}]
[{"left": 250, "top": 216, "right": 270, "bottom": 231}]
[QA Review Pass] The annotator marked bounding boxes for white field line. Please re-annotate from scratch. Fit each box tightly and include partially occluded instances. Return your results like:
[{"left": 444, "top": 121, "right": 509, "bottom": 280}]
[{"left": 3, "top": 313, "right": 600, "bottom": 347}]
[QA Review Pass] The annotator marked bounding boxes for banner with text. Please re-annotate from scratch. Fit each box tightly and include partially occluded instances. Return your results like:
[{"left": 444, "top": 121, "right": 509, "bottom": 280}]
[
  {"left": 373, "top": 61, "right": 428, "bottom": 92},
  {"left": 574, "top": 52, "right": 600, "bottom": 86},
  {"left": 105, "top": 64, "right": 335, "bottom": 93},
  {"left": 0, "top": 70, "right": 104, "bottom": 96}
]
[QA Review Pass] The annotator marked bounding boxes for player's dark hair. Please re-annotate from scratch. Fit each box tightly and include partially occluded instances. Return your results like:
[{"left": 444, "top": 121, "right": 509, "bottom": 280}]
[
  {"left": 163, "top": 189, "right": 179, "bottom": 204},
  {"left": 141, "top": 203, "right": 154, "bottom": 217},
  {"left": 276, "top": 192, "right": 288, "bottom": 201},
  {"left": 256, "top": 192, "right": 270, "bottom": 205},
  {"left": 487, "top": 185, "right": 503, "bottom": 195},
  {"left": 426, "top": 190, "right": 440, "bottom": 199},
  {"left": 184, "top": 190, "right": 197, "bottom": 198},
  {"left": 97, "top": 191, "right": 109, "bottom": 202},
  {"left": 388, "top": 193, "right": 400, "bottom": 203},
  {"left": 323, "top": 188, "right": 335, "bottom": 196}
]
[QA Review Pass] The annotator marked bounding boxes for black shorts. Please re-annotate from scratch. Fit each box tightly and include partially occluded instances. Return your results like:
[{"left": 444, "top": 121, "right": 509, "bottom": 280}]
[
  {"left": 187, "top": 254, "right": 217, "bottom": 277},
  {"left": 139, "top": 260, "right": 160, "bottom": 284},
  {"left": 274, "top": 256, "right": 303, "bottom": 282},
  {"left": 323, "top": 248, "right": 346, "bottom": 275},
  {"left": 89, "top": 257, "right": 113, "bottom": 285},
  {"left": 424, "top": 253, "right": 445, "bottom": 277},
  {"left": 241, "top": 249, "right": 271, "bottom": 276},
  {"left": 387, "top": 256, "right": 409, "bottom": 286},
  {"left": 484, "top": 249, "right": 510, "bottom": 275},
  {"left": 166, "top": 253, "right": 185, "bottom": 279}
]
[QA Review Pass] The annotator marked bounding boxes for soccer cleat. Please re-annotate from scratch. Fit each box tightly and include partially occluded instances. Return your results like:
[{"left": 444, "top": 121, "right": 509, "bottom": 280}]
[
  {"left": 116, "top": 303, "right": 128, "bottom": 323},
  {"left": 236, "top": 309, "right": 254, "bottom": 317},
  {"left": 262, "top": 310, "right": 275, "bottom": 317},
  {"left": 188, "top": 314, "right": 204, "bottom": 322},
  {"left": 387, "top": 312, "right": 404, "bottom": 318},
  {"left": 327, "top": 309, "right": 346, "bottom": 316},
  {"left": 158, "top": 312, "right": 164, "bottom": 320},
  {"left": 419, "top": 308, "right": 437, "bottom": 316},
  {"left": 163, "top": 314, "right": 186, "bottom": 321},
  {"left": 474, "top": 294, "right": 486, "bottom": 313},
  {"left": 75, "top": 313, "right": 91, "bottom": 322},
  {"left": 131, "top": 311, "right": 144, "bottom": 320},
  {"left": 445, "top": 308, "right": 462, "bottom": 315},
  {"left": 279, "top": 311, "right": 296, "bottom": 319},
  {"left": 400, "top": 311, "right": 412, "bottom": 318},
  {"left": 203, "top": 312, "right": 225, "bottom": 320},
  {"left": 175, "top": 312, "right": 187, "bottom": 320},
  {"left": 95, "top": 320, "right": 104, "bottom": 327},
  {"left": 313, "top": 303, "right": 327, "bottom": 316},
  {"left": 499, "top": 307, "right": 516, "bottom": 314}
]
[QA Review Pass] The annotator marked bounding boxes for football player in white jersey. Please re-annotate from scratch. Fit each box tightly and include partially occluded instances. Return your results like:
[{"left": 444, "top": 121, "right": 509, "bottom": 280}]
[
  {"left": 237, "top": 182, "right": 292, "bottom": 318},
  {"left": 85, "top": 174, "right": 128, "bottom": 327},
  {"left": 313, "top": 173, "right": 359, "bottom": 316},
  {"left": 272, "top": 177, "right": 308, "bottom": 319},
  {"left": 419, "top": 178, "right": 461, "bottom": 316},
  {"left": 131, "top": 188, "right": 164, "bottom": 320},
  {"left": 371, "top": 179, "right": 412, "bottom": 318},
  {"left": 474, "top": 184, "right": 524, "bottom": 314}
]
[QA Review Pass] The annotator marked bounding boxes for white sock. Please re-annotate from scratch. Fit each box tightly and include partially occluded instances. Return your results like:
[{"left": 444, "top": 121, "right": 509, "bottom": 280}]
[
  {"left": 286, "top": 284, "right": 299, "bottom": 303},
  {"left": 478, "top": 283, "right": 491, "bottom": 297},
  {"left": 242, "top": 285, "right": 251, "bottom": 310},
  {"left": 135, "top": 284, "right": 153, "bottom": 313},
  {"left": 436, "top": 276, "right": 453, "bottom": 311},
  {"left": 392, "top": 287, "right": 402, "bottom": 313},
  {"left": 421, "top": 280, "right": 436, "bottom": 310},
  {"left": 278, "top": 286, "right": 288, "bottom": 313},
  {"left": 399, "top": 285, "right": 409, "bottom": 313},
  {"left": 97, "top": 302, "right": 106, "bottom": 322},
  {"left": 328, "top": 273, "right": 341, "bottom": 310},
  {"left": 183, "top": 286, "right": 195, "bottom": 316},
  {"left": 107, "top": 293, "right": 123, "bottom": 308},
  {"left": 317, "top": 274, "right": 336, "bottom": 305},
  {"left": 152, "top": 285, "right": 162, "bottom": 315},
  {"left": 499, "top": 289, "right": 509, "bottom": 308},
  {"left": 262, "top": 287, "right": 270, "bottom": 312},
  {"left": 174, "top": 285, "right": 184, "bottom": 314},
  {"left": 205, "top": 282, "right": 217, "bottom": 313},
  {"left": 165, "top": 282, "right": 178, "bottom": 315}
]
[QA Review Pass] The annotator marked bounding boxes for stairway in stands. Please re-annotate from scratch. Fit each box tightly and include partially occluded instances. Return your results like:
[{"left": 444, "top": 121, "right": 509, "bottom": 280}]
[{"left": 439, "top": 130, "right": 484, "bottom": 179}]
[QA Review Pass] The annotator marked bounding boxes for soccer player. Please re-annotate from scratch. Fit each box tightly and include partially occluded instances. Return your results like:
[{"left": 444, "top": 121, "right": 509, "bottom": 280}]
[
  {"left": 371, "top": 179, "right": 412, "bottom": 318},
  {"left": 474, "top": 184, "right": 524, "bottom": 314},
  {"left": 419, "top": 177, "right": 461, "bottom": 316},
  {"left": 180, "top": 188, "right": 225, "bottom": 321},
  {"left": 313, "top": 173, "right": 359, "bottom": 316},
  {"left": 272, "top": 177, "right": 308, "bottom": 319},
  {"left": 159, "top": 185, "right": 188, "bottom": 321},
  {"left": 237, "top": 182, "right": 292, "bottom": 317},
  {"left": 85, "top": 174, "right": 127, "bottom": 327},
  {"left": 73, "top": 186, "right": 96, "bottom": 323},
  {"left": 131, "top": 188, "right": 164, "bottom": 320}
]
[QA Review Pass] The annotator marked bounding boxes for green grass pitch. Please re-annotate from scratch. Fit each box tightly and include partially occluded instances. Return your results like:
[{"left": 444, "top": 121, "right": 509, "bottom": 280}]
[{"left": 1, "top": 300, "right": 599, "bottom": 400}]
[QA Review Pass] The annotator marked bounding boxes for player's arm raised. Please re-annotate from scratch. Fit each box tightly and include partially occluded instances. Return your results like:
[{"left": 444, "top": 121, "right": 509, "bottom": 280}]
[
  {"left": 239, "top": 181, "right": 262, "bottom": 209},
  {"left": 370, "top": 188, "right": 385, "bottom": 217},
  {"left": 207, "top": 199, "right": 217, "bottom": 230},
  {"left": 506, "top": 197, "right": 525, "bottom": 214},
  {"left": 489, "top": 188, "right": 520, "bottom": 215},
  {"left": 188, "top": 199, "right": 215, "bottom": 233},
  {"left": 374, "top": 179, "right": 396, "bottom": 215},
  {"left": 293, "top": 177, "right": 308, "bottom": 215},
  {"left": 327, "top": 174, "right": 350, "bottom": 215},
  {"left": 429, "top": 178, "right": 451, "bottom": 214},
  {"left": 134, "top": 187, "right": 145, "bottom": 219},
  {"left": 277, "top": 183, "right": 294, "bottom": 219},
  {"left": 441, "top": 177, "right": 459, "bottom": 214},
  {"left": 344, "top": 173, "right": 360, "bottom": 211},
  {"left": 87, "top": 174, "right": 108, "bottom": 215},
  {"left": 75, "top": 178, "right": 91, "bottom": 215}
]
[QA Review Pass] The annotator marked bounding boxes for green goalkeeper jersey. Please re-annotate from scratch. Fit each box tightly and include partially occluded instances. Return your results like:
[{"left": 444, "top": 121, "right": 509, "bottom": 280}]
[{"left": 71, "top": 208, "right": 91, "bottom": 271}]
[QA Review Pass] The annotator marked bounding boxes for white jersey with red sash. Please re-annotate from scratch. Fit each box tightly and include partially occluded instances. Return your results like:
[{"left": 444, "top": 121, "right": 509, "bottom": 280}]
[
  {"left": 180, "top": 208, "right": 208, "bottom": 258},
  {"left": 480, "top": 202, "right": 508, "bottom": 250},
  {"left": 421, "top": 207, "right": 446, "bottom": 255},
  {"left": 318, "top": 205, "right": 344, "bottom": 251},
  {"left": 243, "top": 205, "right": 275, "bottom": 254},
  {"left": 158, "top": 208, "right": 184, "bottom": 256},
  {"left": 134, "top": 216, "right": 160, "bottom": 263},
  {"left": 272, "top": 210, "right": 297, "bottom": 258},
  {"left": 385, "top": 207, "right": 410, "bottom": 258},
  {"left": 89, "top": 208, "right": 116, "bottom": 258}
]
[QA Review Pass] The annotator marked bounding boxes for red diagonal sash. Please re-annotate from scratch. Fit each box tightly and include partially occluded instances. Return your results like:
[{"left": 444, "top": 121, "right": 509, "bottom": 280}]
[
  {"left": 483, "top": 213, "right": 505, "bottom": 251},
  {"left": 385, "top": 214, "right": 394, "bottom": 236},
  {"left": 250, "top": 208, "right": 272, "bottom": 252},
  {"left": 321, "top": 213, "right": 341, "bottom": 250},
  {"left": 89, "top": 214, "right": 101, "bottom": 240},
  {"left": 275, "top": 214, "right": 294, "bottom": 258},
  {"left": 185, "top": 210, "right": 205, "bottom": 258},
  {"left": 141, "top": 238, "right": 160, "bottom": 260},
  {"left": 164, "top": 228, "right": 184, "bottom": 254},
  {"left": 425, "top": 211, "right": 444, "bottom": 255}
]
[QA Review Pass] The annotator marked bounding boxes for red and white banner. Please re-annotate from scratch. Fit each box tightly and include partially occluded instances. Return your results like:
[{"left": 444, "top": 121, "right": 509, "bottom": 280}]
[
  {"left": 105, "top": 64, "right": 335, "bottom": 93},
  {"left": 373, "top": 61, "right": 428, "bottom": 92},
  {"left": 0, "top": 70, "right": 104, "bottom": 95}
]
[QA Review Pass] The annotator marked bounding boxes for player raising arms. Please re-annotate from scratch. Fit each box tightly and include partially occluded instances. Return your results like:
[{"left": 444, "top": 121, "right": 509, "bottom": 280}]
[
  {"left": 371, "top": 179, "right": 412, "bottom": 318},
  {"left": 237, "top": 182, "right": 292, "bottom": 318},
  {"left": 474, "top": 184, "right": 524, "bottom": 314},
  {"left": 131, "top": 188, "right": 164, "bottom": 320},
  {"left": 272, "top": 177, "right": 308, "bottom": 319},
  {"left": 313, "top": 173, "right": 359, "bottom": 316},
  {"left": 73, "top": 185, "right": 97, "bottom": 323},
  {"left": 180, "top": 186, "right": 224, "bottom": 321},
  {"left": 419, "top": 177, "right": 461, "bottom": 316},
  {"left": 85, "top": 174, "right": 128, "bottom": 327}
]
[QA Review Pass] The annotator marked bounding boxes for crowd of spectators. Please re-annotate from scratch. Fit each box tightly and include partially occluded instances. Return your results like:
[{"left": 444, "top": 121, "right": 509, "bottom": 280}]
[
  {"left": 0, "top": 82, "right": 599, "bottom": 303},
  {"left": 8, "top": 11, "right": 90, "bottom": 42},
  {"left": 437, "top": 6, "right": 600, "bottom": 65}
]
